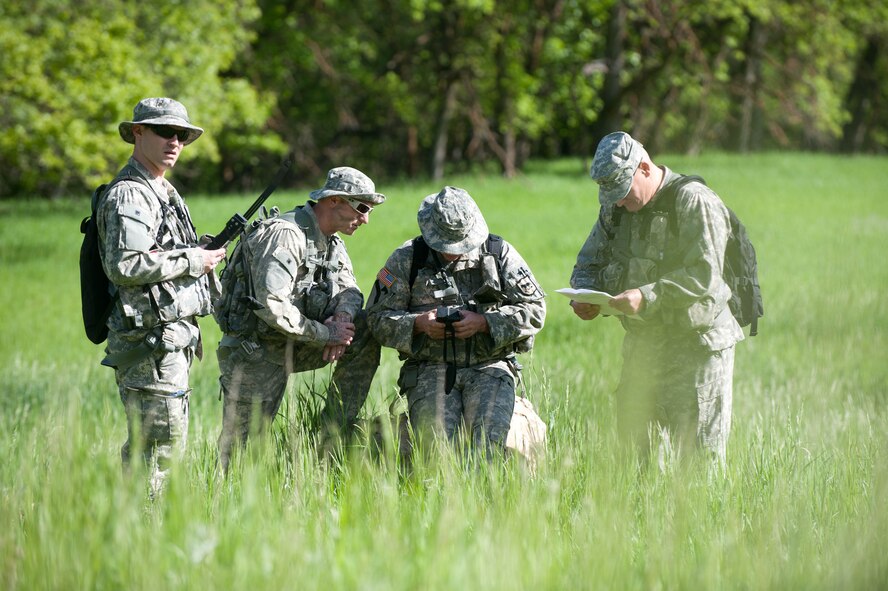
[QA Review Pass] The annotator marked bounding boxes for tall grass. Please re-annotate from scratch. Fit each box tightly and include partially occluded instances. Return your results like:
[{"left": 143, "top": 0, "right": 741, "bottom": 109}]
[{"left": 1, "top": 153, "right": 886, "bottom": 589}]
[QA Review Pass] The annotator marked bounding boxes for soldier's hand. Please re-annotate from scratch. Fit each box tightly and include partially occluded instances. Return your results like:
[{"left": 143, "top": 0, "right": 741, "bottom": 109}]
[
  {"left": 571, "top": 301, "right": 601, "bottom": 320},
  {"left": 325, "top": 317, "right": 355, "bottom": 346},
  {"left": 201, "top": 247, "right": 226, "bottom": 274},
  {"left": 609, "top": 289, "right": 644, "bottom": 315},
  {"left": 323, "top": 343, "right": 347, "bottom": 362},
  {"left": 413, "top": 309, "right": 446, "bottom": 339},
  {"left": 453, "top": 310, "right": 488, "bottom": 339}
]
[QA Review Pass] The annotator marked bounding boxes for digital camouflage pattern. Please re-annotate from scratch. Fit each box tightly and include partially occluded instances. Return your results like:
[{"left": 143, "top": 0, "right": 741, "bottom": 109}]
[
  {"left": 572, "top": 165, "right": 744, "bottom": 463},
  {"left": 118, "top": 97, "right": 204, "bottom": 145},
  {"left": 590, "top": 131, "right": 644, "bottom": 206},
  {"left": 216, "top": 202, "right": 380, "bottom": 470},
  {"left": 417, "top": 186, "right": 488, "bottom": 255},
  {"left": 368, "top": 212, "right": 546, "bottom": 455},
  {"left": 97, "top": 157, "right": 215, "bottom": 497},
  {"left": 308, "top": 166, "right": 386, "bottom": 204}
]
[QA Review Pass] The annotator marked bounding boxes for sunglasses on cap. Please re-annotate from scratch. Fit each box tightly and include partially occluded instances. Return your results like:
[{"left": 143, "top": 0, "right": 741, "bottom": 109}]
[
  {"left": 145, "top": 125, "right": 191, "bottom": 143},
  {"left": 343, "top": 196, "right": 374, "bottom": 215}
]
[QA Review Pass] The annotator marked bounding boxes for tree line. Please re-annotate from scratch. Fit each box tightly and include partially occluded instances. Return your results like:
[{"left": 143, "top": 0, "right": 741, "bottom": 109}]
[{"left": 1, "top": 0, "right": 885, "bottom": 199}]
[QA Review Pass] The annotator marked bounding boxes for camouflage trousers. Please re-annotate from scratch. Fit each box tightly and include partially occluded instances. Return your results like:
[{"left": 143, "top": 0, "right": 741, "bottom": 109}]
[
  {"left": 217, "top": 314, "right": 380, "bottom": 471},
  {"left": 616, "top": 331, "right": 735, "bottom": 465},
  {"left": 399, "top": 358, "right": 517, "bottom": 457},
  {"left": 108, "top": 327, "right": 194, "bottom": 498}
]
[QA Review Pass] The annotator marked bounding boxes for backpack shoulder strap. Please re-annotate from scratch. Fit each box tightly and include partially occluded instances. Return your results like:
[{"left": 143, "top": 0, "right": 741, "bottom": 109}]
[
  {"left": 649, "top": 174, "right": 706, "bottom": 213},
  {"left": 647, "top": 174, "right": 707, "bottom": 237},
  {"left": 408, "top": 236, "right": 430, "bottom": 289}
]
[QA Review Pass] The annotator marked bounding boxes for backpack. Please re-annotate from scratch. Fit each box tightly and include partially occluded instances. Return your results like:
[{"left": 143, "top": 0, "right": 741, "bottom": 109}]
[
  {"left": 213, "top": 233, "right": 262, "bottom": 337},
  {"left": 79, "top": 175, "right": 150, "bottom": 344},
  {"left": 649, "top": 175, "right": 764, "bottom": 336}
]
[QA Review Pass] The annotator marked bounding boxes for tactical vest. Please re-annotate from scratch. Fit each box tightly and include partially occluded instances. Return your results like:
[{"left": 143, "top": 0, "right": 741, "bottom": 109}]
[
  {"left": 407, "top": 235, "right": 533, "bottom": 359},
  {"left": 601, "top": 200, "right": 672, "bottom": 296},
  {"left": 214, "top": 206, "right": 345, "bottom": 339},
  {"left": 105, "top": 165, "right": 214, "bottom": 332}
]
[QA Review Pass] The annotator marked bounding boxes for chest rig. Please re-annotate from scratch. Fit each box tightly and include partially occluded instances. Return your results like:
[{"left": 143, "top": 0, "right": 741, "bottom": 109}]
[
  {"left": 113, "top": 167, "right": 212, "bottom": 330},
  {"left": 281, "top": 207, "right": 343, "bottom": 318},
  {"left": 603, "top": 195, "right": 673, "bottom": 294}
]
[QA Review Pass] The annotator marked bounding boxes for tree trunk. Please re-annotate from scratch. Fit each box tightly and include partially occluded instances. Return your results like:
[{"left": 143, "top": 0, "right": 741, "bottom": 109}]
[
  {"left": 431, "top": 81, "right": 459, "bottom": 180},
  {"left": 841, "top": 35, "right": 881, "bottom": 153},
  {"left": 739, "top": 15, "right": 767, "bottom": 152},
  {"left": 590, "top": 1, "right": 628, "bottom": 142}
]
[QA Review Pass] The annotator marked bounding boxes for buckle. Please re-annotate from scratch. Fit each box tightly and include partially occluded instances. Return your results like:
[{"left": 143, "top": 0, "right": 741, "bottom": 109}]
[{"left": 240, "top": 340, "right": 259, "bottom": 356}]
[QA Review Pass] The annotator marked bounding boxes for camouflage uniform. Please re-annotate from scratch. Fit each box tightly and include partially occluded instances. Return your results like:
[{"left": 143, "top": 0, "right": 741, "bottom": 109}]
[
  {"left": 368, "top": 187, "right": 546, "bottom": 456},
  {"left": 572, "top": 132, "right": 743, "bottom": 463},
  {"left": 98, "top": 152, "right": 216, "bottom": 496},
  {"left": 215, "top": 168, "right": 383, "bottom": 470}
]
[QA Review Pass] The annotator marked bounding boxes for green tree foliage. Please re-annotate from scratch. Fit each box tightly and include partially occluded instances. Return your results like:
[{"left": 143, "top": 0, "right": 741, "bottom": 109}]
[
  {"left": 0, "top": 0, "right": 282, "bottom": 198},
  {"left": 1, "top": 0, "right": 886, "bottom": 198},
  {"left": 238, "top": 0, "right": 610, "bottom": 181}
]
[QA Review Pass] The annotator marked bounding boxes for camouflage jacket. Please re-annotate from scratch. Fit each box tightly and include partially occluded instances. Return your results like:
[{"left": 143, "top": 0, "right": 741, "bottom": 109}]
[
  {"left": 367, "top": 237, "right": 546, "bottom": 364},
  {"left": 224, "top": 202, "right": 362, "bottom": 346},
  {"left": 97, "top": 158, "right": 215, "bottom": 336},
  {"left": 571, "top": 167, "right": 743, "bottom": 350}
]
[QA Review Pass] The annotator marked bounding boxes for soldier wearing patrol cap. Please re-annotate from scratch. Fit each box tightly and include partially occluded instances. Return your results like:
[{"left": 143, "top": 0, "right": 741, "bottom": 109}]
[
  {"left": 97, "top": 97, "right": 226, "bottom": 497},
  {"left": 214, "top": 166, "right": 384, "bottom": 472},
  {"left": 570, "top": 131, "right": 744, "bottom": 466},
  {"left": 367, "top": 186, "right": 546, "bottom": 459}
]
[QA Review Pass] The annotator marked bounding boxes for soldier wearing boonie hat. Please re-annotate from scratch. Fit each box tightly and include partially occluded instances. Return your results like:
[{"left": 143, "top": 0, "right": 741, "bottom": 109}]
[
  {"left": 570, "top": 130, "right": 745, "bottom": 467},
  {"left": 309, "top": 166, "right": 386, "bottom": 205},
  {"left": 215, "top": 166, "right": 385, "bottom": 471},
  {"left": 96, "top": 97, "right": 224, "bottom": 498},
  {"left": 366, "top": 186, "right": 547, "bottom": 461},
  {"left": 118, "top": 97, "right": 204, "bottom": 145}
]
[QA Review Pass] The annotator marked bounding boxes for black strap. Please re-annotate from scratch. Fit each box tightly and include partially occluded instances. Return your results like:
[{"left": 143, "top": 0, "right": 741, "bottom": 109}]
[
  {"left": 646, "top": 174, "right": 707, "bottom": 237},
  {"left": 408, "top": 236, "right": 430, "bottom": 288}
]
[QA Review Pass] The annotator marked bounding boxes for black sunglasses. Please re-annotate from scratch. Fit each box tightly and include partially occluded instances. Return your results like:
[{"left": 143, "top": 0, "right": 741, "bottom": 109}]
[{"left": 146, "top": 125, "right": 191, "bottom": 143}]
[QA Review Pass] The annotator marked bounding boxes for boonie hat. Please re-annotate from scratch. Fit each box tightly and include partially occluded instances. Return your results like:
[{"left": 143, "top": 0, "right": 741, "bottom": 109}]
[
  {"left": 118, "top": 97, "right": 204, "bottom": 145},
  {"left": 590, "top": 131, "right": 644, "bottom": 206},
  {"left": 417, "top": 186, "right": 488, "bottom": 255},
  {"left": 309, "top": 166, "right": 386, "bottom": 205}
]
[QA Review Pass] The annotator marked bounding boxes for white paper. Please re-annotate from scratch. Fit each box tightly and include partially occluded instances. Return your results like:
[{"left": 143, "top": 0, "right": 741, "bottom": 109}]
[
  {"left": 555, "top": 288, "right": 633, "bottom": 318},
  {"left": 555, "top": 288, "right": 613, "bottom": 306}
]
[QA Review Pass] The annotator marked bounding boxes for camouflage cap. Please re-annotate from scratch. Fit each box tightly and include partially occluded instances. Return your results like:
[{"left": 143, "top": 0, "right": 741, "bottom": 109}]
[
  {"left": 118, "top": 97, "right": 204, "bottom": 145},
  {"left": 309, "top": 166, "right": 386, "bottom": 205},
  {"left": 417, "top": 186, "right": 488, "bottom": 255},
  {"left": 590, "top": 131, "right": 644, "bottom": 206}
]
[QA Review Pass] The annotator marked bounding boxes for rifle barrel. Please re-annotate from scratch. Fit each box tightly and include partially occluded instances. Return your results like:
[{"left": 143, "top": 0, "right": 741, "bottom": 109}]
[{"left": 243, "top": 158, "right": 293, "bottom": 220}]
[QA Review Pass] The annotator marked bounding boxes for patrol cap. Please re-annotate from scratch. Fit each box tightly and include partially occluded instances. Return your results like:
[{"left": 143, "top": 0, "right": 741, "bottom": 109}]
[
  {"left": 417, "top": 186, "right": 489, "bottom": 255},
  {"left": 118, "top": 97, "right": 204, "bottom": 145},
  {"left": 309, "top": 166, "right": 386, "bottom": 205},
  {"left": 590, "top": 131, "right": 644, "bottom": 206}
]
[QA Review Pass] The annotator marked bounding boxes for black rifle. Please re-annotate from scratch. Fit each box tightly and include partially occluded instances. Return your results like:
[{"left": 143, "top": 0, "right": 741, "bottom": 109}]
[{"left": 205, "top": 159, "right": 293, "bottom": 250}]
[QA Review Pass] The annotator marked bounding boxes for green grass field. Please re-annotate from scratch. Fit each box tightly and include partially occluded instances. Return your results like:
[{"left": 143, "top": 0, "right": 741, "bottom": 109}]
[{"left": 1, "top": 153, "right": 886, "bottom": 590}]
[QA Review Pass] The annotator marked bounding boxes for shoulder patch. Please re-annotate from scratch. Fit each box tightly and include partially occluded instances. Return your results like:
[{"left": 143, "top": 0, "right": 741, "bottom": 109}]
[
  {"left": 377, "top": 267, "right": 397, "bottom": 288},
  {"left": 513, "top": 267, "right": 543, "bottom": 297},
  {"left": 118, "top": 202, "right": 151, "bottom": 225},
  {"left": 271, "top": 245, "right": 299, "bottom": 277}
]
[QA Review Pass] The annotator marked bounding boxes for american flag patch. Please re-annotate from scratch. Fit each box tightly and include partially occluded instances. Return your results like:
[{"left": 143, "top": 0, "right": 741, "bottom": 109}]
[{"left": 377, "top": 267, "right": 396, "bottom": 288}]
